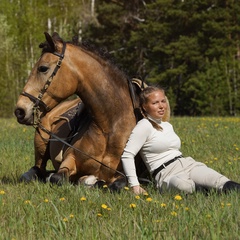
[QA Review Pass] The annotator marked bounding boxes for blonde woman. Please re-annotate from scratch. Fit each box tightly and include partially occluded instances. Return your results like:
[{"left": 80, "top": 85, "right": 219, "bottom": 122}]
[{"left": 121, "top": 86, "right": 240, "bottom": 194}]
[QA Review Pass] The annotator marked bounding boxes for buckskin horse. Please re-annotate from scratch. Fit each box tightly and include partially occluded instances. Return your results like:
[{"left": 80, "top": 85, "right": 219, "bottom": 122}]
[{"left": 15, "top": 32, "right": 170, "bottom": 190}]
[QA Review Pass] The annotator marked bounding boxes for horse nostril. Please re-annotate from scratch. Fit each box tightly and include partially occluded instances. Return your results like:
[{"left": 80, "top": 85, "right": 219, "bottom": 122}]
[{"left": 14, "top": 108, "right": 26, "bottom": 121}]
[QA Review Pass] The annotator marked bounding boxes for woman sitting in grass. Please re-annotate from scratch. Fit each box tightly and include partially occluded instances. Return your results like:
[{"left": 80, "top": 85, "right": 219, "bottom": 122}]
[{"left": 121, "top": 86, "right": 240, "bottom": 194}]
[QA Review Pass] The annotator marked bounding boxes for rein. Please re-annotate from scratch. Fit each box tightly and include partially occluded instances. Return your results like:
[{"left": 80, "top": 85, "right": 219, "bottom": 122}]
[{"left": 21, "top": 42, "right": 67, "bottom": 127}]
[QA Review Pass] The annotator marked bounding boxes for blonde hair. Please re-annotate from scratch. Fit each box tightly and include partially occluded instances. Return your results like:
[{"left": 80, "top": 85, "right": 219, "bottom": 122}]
[{"left": 139, "top": 86, "right": 170, "bottom": 130}]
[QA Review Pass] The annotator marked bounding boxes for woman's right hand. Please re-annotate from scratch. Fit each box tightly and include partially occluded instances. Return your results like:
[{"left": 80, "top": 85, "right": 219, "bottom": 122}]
[{"left": 132, "top": 185, "right": 147, "bottom": 195}]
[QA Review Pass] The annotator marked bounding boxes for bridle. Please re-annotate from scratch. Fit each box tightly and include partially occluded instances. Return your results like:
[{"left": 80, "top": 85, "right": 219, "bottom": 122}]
[{"left": 21, "top": 42, "right": 67, "bottom": 127}]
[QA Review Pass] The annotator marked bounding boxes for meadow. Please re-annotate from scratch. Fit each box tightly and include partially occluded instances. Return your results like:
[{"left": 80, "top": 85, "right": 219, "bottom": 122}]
[{"left": 0, "top": 117, "right": 239, "bottom": 240}]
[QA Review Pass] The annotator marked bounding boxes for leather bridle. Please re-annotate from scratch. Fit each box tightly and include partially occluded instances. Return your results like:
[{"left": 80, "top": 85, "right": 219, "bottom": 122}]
[{"left": 21, "top": 42, "right": 66, "bottom": 127}]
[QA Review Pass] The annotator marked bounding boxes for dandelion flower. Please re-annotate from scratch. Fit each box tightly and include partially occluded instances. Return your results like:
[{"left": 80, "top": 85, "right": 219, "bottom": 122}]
[
  {"left": 135, "top": 195, "right": 140, "bottom": 199},
  {"left": 0, "top": 190, "right": 5, "bottom": 195},
  {"left": 60, "top": 197, "right": 65, "bottom": 201},
  {"left": 69, "top": 214, "right": 74, "bottom": 218},
  {"left": 171, "top": 211, "right": 177, "bottom": 216},
  {"left": 160, "top": 203, "right": 166, "bottom": 208},
  {"left": 101, "top": 204, "right": 108, "bottom": 209},
  {"left": 24, "top": 200, "right": 31, "bottom": 204},
  {"left": 63, "top": 218, "right": 68, "bottom": 222},
  {"left": 80, "top": 197, "right": 86, "bottom": 201},
  {"left": 97, "top": 213, "right": 102, "bottom": 217},
  {"left": 44, "top": 199, "right": 49, "bottom": 203},
  {"left": 174, "top": 195, "right": 182, "bottom": 201},
  {"left": 130, "top": 203, "right": 136, "bottom": 208},
  {"left": 103, "top": 185, "right": 108, "bottom": 188},
  {"left": 124, "top": 187, "right": 129, "bottom": 190},
  {"left": 146, "top": 197, "right": 153, "bottom": 202}
]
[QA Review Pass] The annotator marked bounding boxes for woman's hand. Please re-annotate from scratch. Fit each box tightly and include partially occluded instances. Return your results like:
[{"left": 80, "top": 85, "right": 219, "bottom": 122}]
[{"left": 132, "top": 185, "right": 147, "bottom": 195}]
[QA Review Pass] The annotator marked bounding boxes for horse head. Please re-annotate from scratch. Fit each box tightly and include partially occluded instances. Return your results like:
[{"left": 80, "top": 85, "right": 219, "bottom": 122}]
[{"left": 14, "top": 32, "right": 76, "bottom": 125}]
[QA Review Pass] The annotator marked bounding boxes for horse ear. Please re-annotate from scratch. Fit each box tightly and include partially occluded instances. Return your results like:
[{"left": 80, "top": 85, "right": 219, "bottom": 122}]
[{"left": 44, "top": 32, "right": 56, "bottom": 52}]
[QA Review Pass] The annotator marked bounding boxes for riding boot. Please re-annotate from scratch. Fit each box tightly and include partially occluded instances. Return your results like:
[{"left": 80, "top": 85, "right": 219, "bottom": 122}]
[{"left": 222, "top": 181, "right": 240, "bottom": 193}]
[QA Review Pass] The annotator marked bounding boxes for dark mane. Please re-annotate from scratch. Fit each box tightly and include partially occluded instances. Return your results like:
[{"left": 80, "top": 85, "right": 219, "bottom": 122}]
[
  {"left": 70, "top": 36, "right": 129, "bottom": 86},
  {"left": 39, "top": 33, "right": 129, "bottom": 87}
]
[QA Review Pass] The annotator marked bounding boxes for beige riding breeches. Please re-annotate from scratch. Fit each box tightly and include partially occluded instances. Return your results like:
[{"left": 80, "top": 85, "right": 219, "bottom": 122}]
[{"left": 154, "top": 156, "right": 229, "bottom": 193}]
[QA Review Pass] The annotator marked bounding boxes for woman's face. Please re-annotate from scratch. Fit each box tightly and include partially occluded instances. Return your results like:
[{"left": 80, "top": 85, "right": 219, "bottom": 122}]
[{"left": 142, "top": 90, "right": 167, "bottom": 120}]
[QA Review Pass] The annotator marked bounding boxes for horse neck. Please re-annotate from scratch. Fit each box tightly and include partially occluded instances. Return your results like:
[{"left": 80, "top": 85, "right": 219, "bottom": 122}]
[{"left": 67, "top": 45, "right": 135, "bottom": 132}]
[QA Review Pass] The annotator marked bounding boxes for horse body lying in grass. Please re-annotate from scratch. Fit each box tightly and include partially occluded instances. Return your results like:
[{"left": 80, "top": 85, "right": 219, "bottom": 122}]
[{"left": 15, "top": 32, "right": 169, "bottom": 189}]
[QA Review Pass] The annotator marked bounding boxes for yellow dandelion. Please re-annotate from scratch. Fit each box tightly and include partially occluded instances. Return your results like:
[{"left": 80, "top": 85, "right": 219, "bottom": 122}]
[
  {"left": 101, "top": 204, "right": 108, "bottom": 209},
  {"left": 174, "top": 195, "right": 182, "bottom": 201},
  {"left": 80, "top": 197, "right": 86, "bottom": 201},
  {"left": 103, "top": 185, "right": 108, "bottom": 188},
  {"left": 63, "top": 218, "right": 68, "bottom": 222},
  {"left": 206, "top": 214, "right": 211, "bottom": 218},
  {"left": 171, "top": 211, "right": 177, "bottom": 216},
  {"left": 24, "top": 200, "right": 31, "bottom": 204},
  {"left": 130, "top": 203, "right": 136, "bottom": 208},
  {"left": 107, "top": 207, "right": 111, "bottom": 211},
  {"left": 135, "top": 195, "right": 140, "bottom": 199},
  {"left": 143, "top": 192, "right": 149, "bottom": 196},
  {"left": 0, "top": 190, "right": 5, "bottom": 195},
  {"left": 226, "top": 203, "right": 231, "bottom": 207},
  {"left": 97, "top": 213, "right": 102, "bottom": 217},
  {"left": 124, "top": 187, "right": 129, "bottom": 190},
  {"left": 185, "top": 207, "right": 189, "bottom": 211},
  {"left": 44, "top": 199, "right": 49, "bottom": 203},
  {"left": 146, "top": 197, "right": 153, "bottom": 202},
  {"left": 60, "top": 197, "right": 65, "bottom": 201},
  {"left": 160, "top": 203, "right": 166, "bottom": 208},
  {"left": 69, "top": 214, "right": 74, "bottom": 218}
]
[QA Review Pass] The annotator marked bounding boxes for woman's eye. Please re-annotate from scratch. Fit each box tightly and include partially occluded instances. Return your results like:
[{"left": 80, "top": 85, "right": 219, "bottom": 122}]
[{"left": 38, "top": 66, "right": 49, "bottom": 73}]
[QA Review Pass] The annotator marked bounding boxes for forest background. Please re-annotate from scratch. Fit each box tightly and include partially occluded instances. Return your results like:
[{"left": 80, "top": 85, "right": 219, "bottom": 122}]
[{"left": 0, "top": 0, "right": 240, "bottom": 117}]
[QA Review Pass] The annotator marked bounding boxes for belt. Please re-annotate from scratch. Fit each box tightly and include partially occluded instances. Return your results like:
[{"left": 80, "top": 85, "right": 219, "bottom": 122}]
[{"left": 152, "top": 155, "right": 183, "bottom": 179}]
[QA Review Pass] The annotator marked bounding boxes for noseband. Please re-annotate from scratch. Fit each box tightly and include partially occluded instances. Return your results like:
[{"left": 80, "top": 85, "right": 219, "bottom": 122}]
[{"left": 21, "top": 42, "right": 66, "bottom": 127}]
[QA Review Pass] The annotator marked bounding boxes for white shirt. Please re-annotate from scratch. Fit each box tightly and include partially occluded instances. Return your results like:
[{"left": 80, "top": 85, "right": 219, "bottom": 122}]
[{"left": 121, "top": 118, "right": 182, "bottom": 187}]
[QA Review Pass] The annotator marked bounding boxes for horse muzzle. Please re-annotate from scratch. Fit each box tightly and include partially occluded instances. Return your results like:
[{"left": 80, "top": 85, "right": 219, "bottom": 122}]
[{"left": 14, "top": 106, "right": 34, "bottom": 125}]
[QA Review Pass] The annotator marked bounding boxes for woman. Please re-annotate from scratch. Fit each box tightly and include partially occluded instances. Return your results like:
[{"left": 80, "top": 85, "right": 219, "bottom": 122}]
[{"left": 121, "top": 86, "right": 240, "bottom": 194}]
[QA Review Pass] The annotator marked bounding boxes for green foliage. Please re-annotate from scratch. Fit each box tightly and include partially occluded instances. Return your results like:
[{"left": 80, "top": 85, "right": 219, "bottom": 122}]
[
  {"left": 0, "top": 117, "right": 240, "bottom": 239},
  {"left": 0, "top": 0, "right": 240, "bottom": 116}
]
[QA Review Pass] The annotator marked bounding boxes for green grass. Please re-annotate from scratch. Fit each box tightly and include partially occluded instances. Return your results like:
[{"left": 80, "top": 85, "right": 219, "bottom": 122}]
[{"left": 0, "top": 117, "right": 240, "bottom": 240}]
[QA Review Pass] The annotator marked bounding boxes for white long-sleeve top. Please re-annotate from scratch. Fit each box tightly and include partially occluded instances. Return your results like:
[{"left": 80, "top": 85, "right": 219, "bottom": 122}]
[{"left": 121, "top": 118, "right": 182, "bottom": 187}]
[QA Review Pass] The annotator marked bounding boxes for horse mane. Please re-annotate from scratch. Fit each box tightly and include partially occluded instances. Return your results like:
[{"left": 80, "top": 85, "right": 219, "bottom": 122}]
[
  {"left": 39, "top": 33, "right": 129, "bottom": 88},
  {"left": 70, "top": 37, "right": 130, "bottom": 88}
]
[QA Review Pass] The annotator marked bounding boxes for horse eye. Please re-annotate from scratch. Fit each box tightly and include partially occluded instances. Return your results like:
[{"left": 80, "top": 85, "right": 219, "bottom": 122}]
[{"left": 38, "top": 66, "right": 49, "bottom": 73}]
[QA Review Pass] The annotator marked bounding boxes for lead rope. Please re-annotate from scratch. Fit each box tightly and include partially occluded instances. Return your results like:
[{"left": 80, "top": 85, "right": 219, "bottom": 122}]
[{"left": 36, "top": 124, "right": 127, "bottom": 179}]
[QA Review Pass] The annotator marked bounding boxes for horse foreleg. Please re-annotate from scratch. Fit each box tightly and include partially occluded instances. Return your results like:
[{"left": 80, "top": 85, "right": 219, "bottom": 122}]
[
  {"left": 20, "top": 131, "right": 51, "bottom": 183},
  {"left": 48, "top": 154, "right": 77, "bottom": 185}
]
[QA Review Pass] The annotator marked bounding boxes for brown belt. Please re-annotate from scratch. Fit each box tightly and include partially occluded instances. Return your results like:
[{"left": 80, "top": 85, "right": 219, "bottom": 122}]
[{"left": 152, "top": 155, "right": 183, "bottom": 179}]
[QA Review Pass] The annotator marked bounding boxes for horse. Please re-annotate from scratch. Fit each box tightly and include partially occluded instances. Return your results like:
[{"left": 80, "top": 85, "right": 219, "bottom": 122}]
[{"left": 15, "top": 32, "right": 170, "bottom": 190}]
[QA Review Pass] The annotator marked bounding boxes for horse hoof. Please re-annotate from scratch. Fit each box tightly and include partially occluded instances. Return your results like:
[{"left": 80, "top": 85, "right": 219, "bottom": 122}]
[
  {"left": 94, "top": 180, "right": 107, "bottom": 188},
  {"left": 19, "top": 166, "right": 43, "bottom": 182},
  {"left": 78, "top": 175, "right": 98, "bottom": 187},
  {"left": 48, "top": 173, "right": 64, "bottom": 185},
  {"left": 108, "top": 178, "right": 127, "bottom": 193}
]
